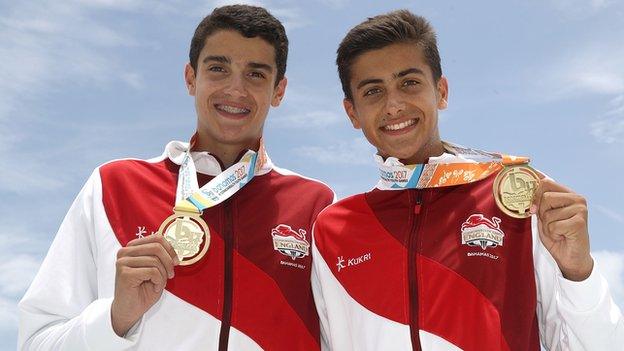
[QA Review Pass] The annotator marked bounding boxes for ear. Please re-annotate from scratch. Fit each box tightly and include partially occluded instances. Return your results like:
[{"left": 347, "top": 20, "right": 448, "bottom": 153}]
[
  {"left": 271, "top": 77, "right": 288, "bottom": 107},
  {"left": 436, "top": 76, "right": 449, "bottom": 110},
  {"left": 184, "top": 63, "right": 196, "bottom": 96},
  {"left": 343, "top": 98, "right": 361, "bottom": 129}
]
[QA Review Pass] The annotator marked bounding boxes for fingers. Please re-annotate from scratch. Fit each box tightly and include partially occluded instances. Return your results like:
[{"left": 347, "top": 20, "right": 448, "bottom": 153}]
[
  {"left": 118, "top": 255, "right": 171, "bottom": 282},
  {"left": 118, "top": 236, "right": 179, "bottom": 280},
  {"left": 540, "top": 206, "right": 587, "bottom": 239},
  {"left": 118, "top": 266, "right": 166, "bottom": 293},
  {"left": 531, "top": 178, "right": 576, "bottom": 214},
  {"left": 537, "top": 194, "right": 589, "bottom": 257},
  {"left": 537, "top": 188, "right": 588, "bottom": 239},
  {"left": 118, "top": 244, "right": 176, "bottom": 278},
  {"left": 128, "top": 234, "right": 180, "bottom": 265},
  {"left": 537, "top": 192, "right": 586, "bottom": 218},
  {"left": 532, "top": 179, "right": 588, "bottom": 242},
  {"left": 548, "top": 213, "right": 587, "bottom": 239},
  {"left": 540, "top": 202, "right": 587, "bottom": 225}
]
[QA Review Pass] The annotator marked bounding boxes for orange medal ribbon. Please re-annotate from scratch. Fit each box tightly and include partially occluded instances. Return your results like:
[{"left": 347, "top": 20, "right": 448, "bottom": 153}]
[{"left": 376, "top": 142, "right": 538, "bottom": 218}]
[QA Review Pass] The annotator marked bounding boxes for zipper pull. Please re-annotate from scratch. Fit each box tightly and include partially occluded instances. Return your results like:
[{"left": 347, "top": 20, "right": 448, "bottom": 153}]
[{"left": 414, "top": 191, "right": 423, "bottom": 214}]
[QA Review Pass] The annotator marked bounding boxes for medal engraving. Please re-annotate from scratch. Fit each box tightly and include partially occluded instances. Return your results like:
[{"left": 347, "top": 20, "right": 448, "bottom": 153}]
[
  {"left": 157, "top": 210, "right": 210, "bottom": 266},
  {"left": 493, "top": 165, "right": 540, "bottom": 218}
]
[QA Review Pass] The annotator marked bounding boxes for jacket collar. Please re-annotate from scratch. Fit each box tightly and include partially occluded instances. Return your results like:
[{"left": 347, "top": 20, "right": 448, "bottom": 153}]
[
  {"left": 373, "top": 151, "right": 478, "bottom": 168},
  {"left": 162, "top": 140, "right": 274, "bottom": 177}
]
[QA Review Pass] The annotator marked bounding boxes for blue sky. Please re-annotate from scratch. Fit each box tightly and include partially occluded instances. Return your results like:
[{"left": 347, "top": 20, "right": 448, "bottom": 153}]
[{"left": 1, "top": 0, "right": 623, "bottom": 349}]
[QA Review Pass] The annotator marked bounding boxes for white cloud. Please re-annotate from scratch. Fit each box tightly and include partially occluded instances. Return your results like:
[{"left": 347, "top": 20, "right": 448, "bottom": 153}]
[
  {"left": 73, "top": 0, "right": 147, "bottom": 11},
  {"left": 607, "top": 95, "right": 624, "bottom": 116},
  {"left": 0, "top": 131, "right": 66, "bottom": 193},
  {"left": 272, "top": 85, "right": 346, "bottom": 129},
  {"left": 201, "top": 0, "right": 310, "bottom": 30},
  {"left": 121, "top": 72, "right": 145, "bottom": 90},
  {"left": 550, "top": 0, "right": 618, "bottom": 19},
  {"left": 0, "top": 233, "right": 45, "bottom": 341},
  {"left": 270, "top": 7, "right": 310, "bottom": 30},
  {"left": 317, "top": 0, "right": 350, "bottom": 10},
  {"left": 591, "top": 116, "right": 624, "bottom": 144},
  {"left": 0, "top": 295, "right": 19, "bottom": 332},
  {"left": 211, "top": 0, "right": 264, "bottom": 8},
  {"left": 591, "top": 95, "right": 624, "bottom": 143},
  {"left": 536, "top": 42, "right": 624, "bottom": 143},
  {"left": 594, "top": 204, "right": 624, "bottom": 224},
  {"left": 0, "top": 0, "right": 155, "bottom": 194},
  {"left": 0, "top": 162, "right": 66, "bottom": 194},
  {"left": 540, "top": 46, "right": 624, "bottom": 100},
  {"left": 294, "top": 137, "right": 375, "bottom": 165},
  {"left": 0, "top": 255, "right": 41, "bottom": 297},
  {"left": 0, "top": 0, "right": 145, "bottom": 111},
  {"left": 271, "top": 110, "right": 342, "bottom": 128}
]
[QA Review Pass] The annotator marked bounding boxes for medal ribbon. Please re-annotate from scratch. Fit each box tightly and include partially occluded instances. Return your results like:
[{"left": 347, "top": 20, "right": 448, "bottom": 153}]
[
  {"left": 174, "top": 135, "right": 267, "bottom": 213},
  {"left": 376, "top": 141, "right": 529, "bottom": 190}
]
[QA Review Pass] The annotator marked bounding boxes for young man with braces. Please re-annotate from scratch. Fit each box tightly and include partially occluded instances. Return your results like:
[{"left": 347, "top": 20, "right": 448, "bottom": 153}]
[{"left": 19, "top": 5, "right": 334, "bottom": 350}]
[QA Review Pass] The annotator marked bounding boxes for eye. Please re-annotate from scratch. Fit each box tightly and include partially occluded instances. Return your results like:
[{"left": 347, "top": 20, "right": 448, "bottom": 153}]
[
  {"left": 249, "top": 71, "right": 266, "bottom": 79},
  {"left": 208, "top": 66, "right": 226, "bottom": 73},
  {"left": 403, "top": 79, "right": 420, "bottom": 87},
  {"left": 363, "top": 87, "right": 382, "bottom": 96}
]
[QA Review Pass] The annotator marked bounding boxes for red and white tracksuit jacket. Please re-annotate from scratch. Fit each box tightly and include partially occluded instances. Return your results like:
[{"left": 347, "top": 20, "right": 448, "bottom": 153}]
[
  {"left": 19, "top": 140, "right": 335, "bottom": 351},
  {"left": 312, "top": 154, "right": 624, "bottom": 351}
]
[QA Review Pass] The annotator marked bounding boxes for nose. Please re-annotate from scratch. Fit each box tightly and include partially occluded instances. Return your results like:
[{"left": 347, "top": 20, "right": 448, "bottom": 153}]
[
  {"left": 223, "top": 74, "right": 248, "bottom": 99},
  {"left": 384, "top": 90, "right": 405, "bottom": 118}
]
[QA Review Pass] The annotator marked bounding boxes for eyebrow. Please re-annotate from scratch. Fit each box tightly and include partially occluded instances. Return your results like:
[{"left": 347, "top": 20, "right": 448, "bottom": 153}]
[
  {"left": 203, "top": 55, "right": 230, "bottom": 64},
  {"left": 202, "top": 56, "right": 273, "bottom": 73},
  {"left": 356, "top": 67, "right": 426, "bottom": 90},
  {"left": 356, "top": 78, "right": 383, "bottom": 90},
  {"left": 396, "top": 67, "right": 425, "bottom": 78},
  {"left": 248, "top": 62, "right": 273, "bottom": 73}
]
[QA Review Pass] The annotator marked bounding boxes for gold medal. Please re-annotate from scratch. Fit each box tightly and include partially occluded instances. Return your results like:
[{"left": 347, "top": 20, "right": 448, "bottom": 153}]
[
  {"left": 493, "top": 164, "right": 540, "bottom": 218},
  {"left": 156, "top": 206, "right": 210, "bottom": 266}
]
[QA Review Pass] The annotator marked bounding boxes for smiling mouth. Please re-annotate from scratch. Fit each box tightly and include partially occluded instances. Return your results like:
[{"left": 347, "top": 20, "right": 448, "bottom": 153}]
[
  {"left": 215, "top": 104, "right": 251, "bottom": 115},
  {"left": 381, "top": 118, "right": 418, "bottom": 132}
]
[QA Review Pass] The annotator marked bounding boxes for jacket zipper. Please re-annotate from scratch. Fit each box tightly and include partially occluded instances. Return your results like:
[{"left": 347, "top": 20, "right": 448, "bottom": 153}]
[
  {"left": 408, "top": 190, "right": 423, "bottom": 351},
  {"left": 218, "top": 200, "right": 234, "bottom": 351}
]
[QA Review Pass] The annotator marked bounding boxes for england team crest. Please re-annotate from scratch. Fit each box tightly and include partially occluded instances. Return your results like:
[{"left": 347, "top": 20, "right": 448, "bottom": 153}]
[
  {"left": 271, "top": 224, "right": 310, "bottom": 260},
  {"left": 460, "top": 214, "right": 505, "bottom": 250}
]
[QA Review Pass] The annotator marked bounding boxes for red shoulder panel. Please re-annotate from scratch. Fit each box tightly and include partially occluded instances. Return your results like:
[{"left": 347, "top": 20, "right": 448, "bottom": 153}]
[{"left": 314, "top": 194, "right": 409, "bottom": 324}]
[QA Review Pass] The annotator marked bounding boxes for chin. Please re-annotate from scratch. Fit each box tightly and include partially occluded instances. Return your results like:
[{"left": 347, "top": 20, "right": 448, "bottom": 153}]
[{"left": 382, "top": 147, "right": 416, "bottom": 159}]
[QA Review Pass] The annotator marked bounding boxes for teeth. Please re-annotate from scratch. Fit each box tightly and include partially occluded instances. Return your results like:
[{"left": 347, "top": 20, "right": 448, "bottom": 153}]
[
  {"left": 383, "top": 119, "right": 416, "bottom": 131},
  {"left": 216, "top": 104, "right": 250, "bottom": 114}
]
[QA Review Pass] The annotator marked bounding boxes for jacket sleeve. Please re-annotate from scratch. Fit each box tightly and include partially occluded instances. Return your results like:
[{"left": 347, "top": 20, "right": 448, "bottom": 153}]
[
  {"left": 311, "top": 223, "right": 331, "bottom": 351},
  {"left": 18, "top": 169, "right": 141, "bottom": 351},
  {"left": 533, "top": 215, "right": 624, "bottom": 350}
]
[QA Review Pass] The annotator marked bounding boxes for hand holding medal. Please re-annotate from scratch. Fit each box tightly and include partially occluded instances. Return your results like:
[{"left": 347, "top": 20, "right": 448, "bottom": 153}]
[
  {"left": 530, "top": 176, "right": 594, "bottom": 282},
  {"left": 491, "top": 161, "right": 593, "bottom": 281},
  {"left": 111, "top": 234, "right": 180, "bottom": 336},
  {"left": 112, "top": 138, "right": 265, "bottom": 336}
]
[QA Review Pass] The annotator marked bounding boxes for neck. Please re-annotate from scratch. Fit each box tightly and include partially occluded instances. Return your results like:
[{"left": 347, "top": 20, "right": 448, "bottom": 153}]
[
  {"left": 193, "top": 132, "right": 261, "bottom": 168},
  {"left": 399, "top": 139, "right": 445, "bottom": 165}
]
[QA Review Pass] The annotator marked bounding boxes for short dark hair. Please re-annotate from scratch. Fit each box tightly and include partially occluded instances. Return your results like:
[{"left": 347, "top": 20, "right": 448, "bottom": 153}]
[
  {"left": 337, "top": 10, "right": 442, "bottom": 100},
  {"left": 189, "top": 5, "right": 288, "bottom": 86}
]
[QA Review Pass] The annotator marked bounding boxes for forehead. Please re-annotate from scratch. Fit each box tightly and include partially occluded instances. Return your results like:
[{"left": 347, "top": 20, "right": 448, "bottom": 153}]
[
  {"left": 199, "top": 29, "right": 276, "bottom": 67},
  {"left": 350, "top": 42, "right": 433, "bottom": 82}
]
